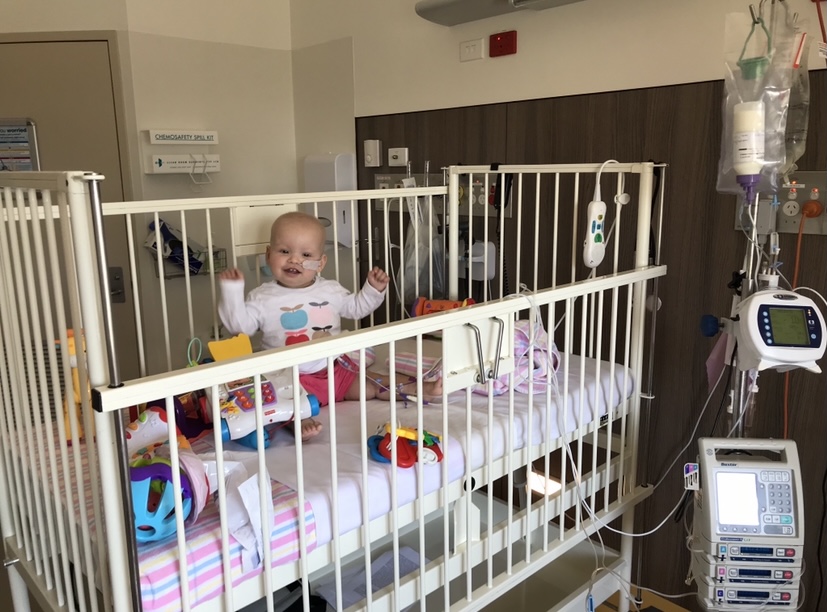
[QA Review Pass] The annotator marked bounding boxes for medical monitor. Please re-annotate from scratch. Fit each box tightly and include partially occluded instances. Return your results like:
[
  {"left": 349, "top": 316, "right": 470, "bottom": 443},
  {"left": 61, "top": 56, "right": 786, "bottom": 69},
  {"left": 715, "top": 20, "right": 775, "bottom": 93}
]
[
  {"left": 734, "top": 290, "right": 825, "bottom": 372},
  {"left": 694, "top": 438, "right": 803, "bottom": 546}
]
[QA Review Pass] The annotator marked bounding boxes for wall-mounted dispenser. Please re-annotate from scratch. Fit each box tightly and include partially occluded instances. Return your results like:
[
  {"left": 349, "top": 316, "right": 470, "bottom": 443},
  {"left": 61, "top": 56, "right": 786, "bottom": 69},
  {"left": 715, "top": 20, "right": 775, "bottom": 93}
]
[{"left": 303, "top": 153, "right": 358, "bottom": 247}]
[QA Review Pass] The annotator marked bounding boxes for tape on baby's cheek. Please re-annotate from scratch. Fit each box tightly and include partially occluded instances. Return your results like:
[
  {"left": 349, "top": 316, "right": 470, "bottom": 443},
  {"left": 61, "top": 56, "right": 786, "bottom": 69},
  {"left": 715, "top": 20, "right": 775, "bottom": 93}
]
[{"left": 302, "top": 259, "right": 322, "bottom": 271}]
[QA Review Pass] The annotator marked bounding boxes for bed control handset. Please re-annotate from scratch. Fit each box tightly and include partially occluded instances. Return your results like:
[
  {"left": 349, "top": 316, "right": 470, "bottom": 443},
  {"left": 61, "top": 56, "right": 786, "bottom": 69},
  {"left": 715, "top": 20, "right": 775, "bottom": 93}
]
[{"left": 583, "top": 200, "right": 607, "bottom": 268}]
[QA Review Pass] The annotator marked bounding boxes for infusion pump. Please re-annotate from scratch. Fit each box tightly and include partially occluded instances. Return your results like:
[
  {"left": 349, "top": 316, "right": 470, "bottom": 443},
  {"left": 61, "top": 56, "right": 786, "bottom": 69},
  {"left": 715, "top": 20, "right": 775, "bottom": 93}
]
[
  {"left": 692, "top": 438, "right": 803, "bottom": 610},
  {"left": 734, "top": 289, "right": 825, "bottom": 373}
]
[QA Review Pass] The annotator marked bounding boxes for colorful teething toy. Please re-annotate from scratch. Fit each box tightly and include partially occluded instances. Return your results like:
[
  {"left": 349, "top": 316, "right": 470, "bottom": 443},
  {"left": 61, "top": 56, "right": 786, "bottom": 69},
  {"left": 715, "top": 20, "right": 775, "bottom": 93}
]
[{"left": 367, "top": 423, "right": 443, "bottom": 468}]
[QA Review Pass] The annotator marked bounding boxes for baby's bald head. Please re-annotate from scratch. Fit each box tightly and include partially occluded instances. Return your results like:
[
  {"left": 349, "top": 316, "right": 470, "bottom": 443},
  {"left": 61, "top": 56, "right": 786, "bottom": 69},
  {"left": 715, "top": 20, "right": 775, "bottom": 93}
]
[{"left": 270, "top": 212, "right": 326, "bottom": 254}]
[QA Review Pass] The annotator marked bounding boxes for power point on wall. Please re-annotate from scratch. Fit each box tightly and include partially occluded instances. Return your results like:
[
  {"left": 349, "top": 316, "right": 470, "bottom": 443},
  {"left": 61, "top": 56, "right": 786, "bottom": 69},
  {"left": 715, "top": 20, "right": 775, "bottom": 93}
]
[
  {"left": 490, "top": 30, "right": 517, "bottom": 57},
  {"left": 782, "top": 200, "right": 800, "bottom": 217}
]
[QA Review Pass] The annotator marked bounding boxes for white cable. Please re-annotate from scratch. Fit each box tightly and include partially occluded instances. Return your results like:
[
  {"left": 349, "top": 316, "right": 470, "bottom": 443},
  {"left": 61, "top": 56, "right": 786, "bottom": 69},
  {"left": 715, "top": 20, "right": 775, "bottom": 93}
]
[
  {"left": 794, "top": 285, "right": 827, "bottom": 311},
  {"left": 548, "top": 356, "right": 718, "bottom": 538},
  {"left": 725, "top": 387, "right": 755, "bottom": 438},
  {"left": 652, "top": 364, "right": 727, "bottom": 490},
  {"left": 739, "top": 218, "right": 792, "bottom": 290},
  {"left": 593, "top": 159, "right": 619, "bottom": 202}
]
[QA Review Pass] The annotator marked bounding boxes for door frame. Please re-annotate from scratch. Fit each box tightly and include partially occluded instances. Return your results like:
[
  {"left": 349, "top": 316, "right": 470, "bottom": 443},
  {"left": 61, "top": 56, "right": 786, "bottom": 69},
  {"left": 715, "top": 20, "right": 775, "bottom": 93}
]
[{"left": 0, "top": 30, "right": 139, "bottom": 201}]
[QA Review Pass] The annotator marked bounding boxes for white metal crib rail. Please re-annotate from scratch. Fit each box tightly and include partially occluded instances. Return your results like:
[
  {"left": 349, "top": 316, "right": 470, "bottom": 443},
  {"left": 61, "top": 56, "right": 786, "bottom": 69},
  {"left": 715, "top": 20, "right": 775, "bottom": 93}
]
[
  {"left": 94, "top": 265, "right": 664, "bottom": 612},
  {"left": 100, "top": 185, "right": 449, "bottom": 376},
  {"left": 0, "top": 162, "right": 666, "bottom": 612},
  {"left": 0, "top": 172, "right": 117, "bottom": 612}
]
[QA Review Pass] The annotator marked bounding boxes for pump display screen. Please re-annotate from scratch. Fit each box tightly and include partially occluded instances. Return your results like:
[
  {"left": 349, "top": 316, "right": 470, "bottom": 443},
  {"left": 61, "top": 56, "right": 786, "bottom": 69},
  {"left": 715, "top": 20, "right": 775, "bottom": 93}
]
[
  {"left": 716, "top": 472, "right": 759, "bottom": 526},
  {"left": 769, "top": 308, "right": 810, "bottom": 346}
]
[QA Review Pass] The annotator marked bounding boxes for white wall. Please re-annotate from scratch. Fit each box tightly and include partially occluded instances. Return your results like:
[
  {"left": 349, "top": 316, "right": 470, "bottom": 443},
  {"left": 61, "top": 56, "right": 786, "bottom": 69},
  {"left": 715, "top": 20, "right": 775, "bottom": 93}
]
[
  {"left": 0, "top": 0, "right": 127, "bottom": 32},
  {"left": 124, "top": 0, "right": 291, "bottom": 50},
  {"left": 290, "top": 0, "right": 826, "bottom": 117},
  {"left": 0, "top": 0, "right": 297, "bottom": 370},
  {"left": 292, "top": 37, "right": 356, "bottom": 189},
  {"left": 127, "top": 31, "right": 297, "bottom": 199}
]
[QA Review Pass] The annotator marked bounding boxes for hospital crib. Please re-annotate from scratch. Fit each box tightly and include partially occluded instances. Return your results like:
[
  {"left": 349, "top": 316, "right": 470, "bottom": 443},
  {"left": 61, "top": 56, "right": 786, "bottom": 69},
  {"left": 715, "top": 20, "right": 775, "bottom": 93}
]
[{"left": 0, "top": 162, "right": 666, "bottom": 612}]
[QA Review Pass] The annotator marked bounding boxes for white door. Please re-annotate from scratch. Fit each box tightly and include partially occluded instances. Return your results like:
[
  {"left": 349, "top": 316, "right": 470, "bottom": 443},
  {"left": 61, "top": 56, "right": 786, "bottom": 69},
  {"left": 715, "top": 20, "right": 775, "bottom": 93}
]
[{"left": 0, "top": 38, "right": 140, "bottom": 379}]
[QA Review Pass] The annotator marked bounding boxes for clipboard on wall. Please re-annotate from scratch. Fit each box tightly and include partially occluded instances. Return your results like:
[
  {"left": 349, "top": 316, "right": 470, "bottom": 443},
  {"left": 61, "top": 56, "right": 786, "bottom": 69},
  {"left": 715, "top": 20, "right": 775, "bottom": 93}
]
[{"left": 0, "top": 118, "right": 40, "bottom": 171}]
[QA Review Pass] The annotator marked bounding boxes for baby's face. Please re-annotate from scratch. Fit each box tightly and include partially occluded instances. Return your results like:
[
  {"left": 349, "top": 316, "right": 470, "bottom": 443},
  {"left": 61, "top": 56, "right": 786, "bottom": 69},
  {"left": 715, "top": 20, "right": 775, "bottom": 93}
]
[{"left": 266, "top": 219, "right": 326, "bottom": 288}]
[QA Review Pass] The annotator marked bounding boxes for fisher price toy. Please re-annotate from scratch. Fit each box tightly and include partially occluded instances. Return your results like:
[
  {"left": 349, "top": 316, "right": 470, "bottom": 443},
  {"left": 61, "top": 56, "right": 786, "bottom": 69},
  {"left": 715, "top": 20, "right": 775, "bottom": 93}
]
[
  {"left": 411, "top": 297, "right": 475, "bottom": 318},
  {"left": 207, "top": 334, "right": 320, "bottom": 450},
  {"left": 367, "top": 423, "right": 443, "bottom": 468}
]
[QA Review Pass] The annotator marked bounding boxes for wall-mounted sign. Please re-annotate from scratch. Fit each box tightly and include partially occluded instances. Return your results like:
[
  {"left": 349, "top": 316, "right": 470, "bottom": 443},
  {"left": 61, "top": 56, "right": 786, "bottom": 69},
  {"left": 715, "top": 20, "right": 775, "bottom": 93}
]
[
  {"left": 0, "top": 118, "right": 39, "bottom": 171},
  {"left": 147, "top": 129, "right": 219, "bottom": 145}
]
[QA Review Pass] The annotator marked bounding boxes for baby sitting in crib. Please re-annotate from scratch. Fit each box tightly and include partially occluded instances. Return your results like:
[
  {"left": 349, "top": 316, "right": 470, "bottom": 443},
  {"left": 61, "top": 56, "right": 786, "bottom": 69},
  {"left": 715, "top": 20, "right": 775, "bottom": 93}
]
[{"left": 219, "top": 211, "right": 441, "bottom": 441}]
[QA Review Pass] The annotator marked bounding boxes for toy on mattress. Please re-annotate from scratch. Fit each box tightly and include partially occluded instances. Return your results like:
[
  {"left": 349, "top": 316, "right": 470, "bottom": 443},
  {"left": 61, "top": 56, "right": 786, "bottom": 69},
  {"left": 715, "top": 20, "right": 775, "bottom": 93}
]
[
  {"left": 367, "top": 422, "right": 444, "bottom": 468},
  {"left": 126, "top": 405, "right": 212, "bottom": 541},
  {"left": 206, "top": 333, "right": 321, "bottom": 449}
]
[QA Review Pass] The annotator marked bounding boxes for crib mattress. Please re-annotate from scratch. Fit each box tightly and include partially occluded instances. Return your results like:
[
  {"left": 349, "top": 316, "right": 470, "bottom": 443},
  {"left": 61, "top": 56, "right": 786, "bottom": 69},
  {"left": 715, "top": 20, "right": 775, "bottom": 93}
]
[
  {"left": 22, "top": 427, "right": 316, "bottom": 612},
  {"left": 217, "top": 353, "right": 633, "bottom": 549}
]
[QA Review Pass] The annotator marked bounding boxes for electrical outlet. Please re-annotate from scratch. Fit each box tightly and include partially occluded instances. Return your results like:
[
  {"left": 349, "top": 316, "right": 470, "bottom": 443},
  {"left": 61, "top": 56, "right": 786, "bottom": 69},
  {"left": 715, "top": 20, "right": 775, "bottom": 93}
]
[
  {"left": 460, "top": 38, "right": 484, "bottom": 62},
  {"left": 781, "top": 200, "right": 800, "bottom": 217},
  {"left": 776, "top": 171, "right": 827, "bottom": 235},
  {"left": 733, "top": 171, "right": 827, "bottom": 236}
]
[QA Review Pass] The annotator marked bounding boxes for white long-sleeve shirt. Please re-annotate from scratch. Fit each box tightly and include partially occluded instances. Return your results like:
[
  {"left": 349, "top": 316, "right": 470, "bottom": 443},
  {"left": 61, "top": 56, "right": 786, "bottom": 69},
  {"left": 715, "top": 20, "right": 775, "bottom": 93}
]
[{"left": 218, "top": 276, "right": 385, "bottom": 372}]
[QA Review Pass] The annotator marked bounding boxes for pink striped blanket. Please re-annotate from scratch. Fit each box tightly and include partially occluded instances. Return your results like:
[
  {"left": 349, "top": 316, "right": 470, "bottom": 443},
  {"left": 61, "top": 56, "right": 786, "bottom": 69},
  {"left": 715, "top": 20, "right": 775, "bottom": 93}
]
[{"left": 28, "top": 425, "right": 316, "bottom": 611}]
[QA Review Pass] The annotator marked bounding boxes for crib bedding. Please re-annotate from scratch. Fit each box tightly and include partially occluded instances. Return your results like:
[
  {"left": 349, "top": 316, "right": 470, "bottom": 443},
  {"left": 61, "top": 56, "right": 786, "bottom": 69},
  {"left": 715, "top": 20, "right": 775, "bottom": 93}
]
[
  {"left": 22, "top": 428, "right": 317, "bottom": 612},
  {"left": 19, "top": 353, "right": 628, "bottom": 611},
  {"left": 216, "top": 353, "right": 634, "bottom": 549}
]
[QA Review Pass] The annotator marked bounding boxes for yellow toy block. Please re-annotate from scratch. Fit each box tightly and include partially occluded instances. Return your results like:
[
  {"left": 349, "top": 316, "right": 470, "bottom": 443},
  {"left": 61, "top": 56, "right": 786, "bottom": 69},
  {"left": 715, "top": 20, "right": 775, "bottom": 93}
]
[{"left": 208, "top": 333, "right": 253, "bottom": 362}]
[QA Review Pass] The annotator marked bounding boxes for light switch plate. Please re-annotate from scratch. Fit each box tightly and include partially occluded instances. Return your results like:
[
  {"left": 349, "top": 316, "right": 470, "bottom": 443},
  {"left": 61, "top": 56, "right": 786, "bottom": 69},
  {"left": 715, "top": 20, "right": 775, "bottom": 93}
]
[
  {"left": 388, "top": 147, "right": 409, "bottom": 167},
  {"left": 364, "top": 140, "right": 382, "bottom": 167}
]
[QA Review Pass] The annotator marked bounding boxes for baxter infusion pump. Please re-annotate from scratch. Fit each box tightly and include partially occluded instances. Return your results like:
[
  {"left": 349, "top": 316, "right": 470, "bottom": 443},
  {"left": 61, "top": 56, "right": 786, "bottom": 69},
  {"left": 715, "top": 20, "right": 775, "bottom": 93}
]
[{"left": 692, "top": 438, "right": 803, "bottom": 610}]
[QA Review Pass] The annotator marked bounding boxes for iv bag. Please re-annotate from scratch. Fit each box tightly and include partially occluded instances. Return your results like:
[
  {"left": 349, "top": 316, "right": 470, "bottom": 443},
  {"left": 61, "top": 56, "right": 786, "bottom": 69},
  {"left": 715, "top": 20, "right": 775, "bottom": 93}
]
[{"left": 717, "top": 11, "right": 797, "bottom": 198}]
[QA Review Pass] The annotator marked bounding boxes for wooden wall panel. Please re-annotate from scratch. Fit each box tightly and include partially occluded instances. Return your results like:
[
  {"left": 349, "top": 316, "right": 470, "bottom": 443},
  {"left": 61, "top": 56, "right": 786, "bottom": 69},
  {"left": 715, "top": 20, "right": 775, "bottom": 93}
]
[{"left": 356, "top": 70, "right": 827, "bottom": 611}]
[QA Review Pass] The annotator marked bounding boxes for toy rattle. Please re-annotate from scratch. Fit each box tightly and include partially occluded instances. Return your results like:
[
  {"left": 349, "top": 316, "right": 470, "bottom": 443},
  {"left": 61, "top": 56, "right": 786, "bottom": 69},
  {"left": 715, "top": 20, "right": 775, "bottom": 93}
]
[{"left": 126, "top": 406, "right": 210, "bottom": 543}]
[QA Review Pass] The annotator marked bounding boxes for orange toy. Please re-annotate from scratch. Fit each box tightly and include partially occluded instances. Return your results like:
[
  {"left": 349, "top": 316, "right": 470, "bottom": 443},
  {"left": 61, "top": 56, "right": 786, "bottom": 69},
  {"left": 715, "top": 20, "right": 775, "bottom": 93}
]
[{"left": 411, "top": 297, "right": 475, "bottom": 317}]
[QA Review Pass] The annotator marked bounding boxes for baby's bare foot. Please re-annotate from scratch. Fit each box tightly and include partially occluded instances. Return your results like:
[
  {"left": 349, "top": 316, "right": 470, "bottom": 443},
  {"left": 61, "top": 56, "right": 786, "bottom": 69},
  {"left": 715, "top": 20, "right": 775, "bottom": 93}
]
[
  {"left": 398, "top": 378, "right": 443, "bottom": 403},
  {"left": 421, "top": 378, "right": 442, "bottom": 398},
  {"left": 300, "top": 418, "right": 322, "bottom": 441}
]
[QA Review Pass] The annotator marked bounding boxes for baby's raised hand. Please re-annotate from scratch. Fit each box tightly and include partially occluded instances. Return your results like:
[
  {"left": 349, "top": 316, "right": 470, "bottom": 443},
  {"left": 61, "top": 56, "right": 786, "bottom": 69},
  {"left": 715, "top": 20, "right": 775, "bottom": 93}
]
[
  {"left": 219, "top": 268, "right": 244, "bottom": 281},
  {"left": 367, "top": 267, "right": 389, "bottom": 292}
]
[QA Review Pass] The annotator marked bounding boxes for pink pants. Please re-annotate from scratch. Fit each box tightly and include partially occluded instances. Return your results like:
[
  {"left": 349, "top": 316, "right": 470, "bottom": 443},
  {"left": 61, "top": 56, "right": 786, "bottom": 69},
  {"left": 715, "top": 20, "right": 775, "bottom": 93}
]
[{"left": 299, "top": 358, "right": 358, "bottom": 406}]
